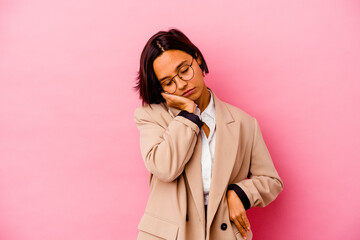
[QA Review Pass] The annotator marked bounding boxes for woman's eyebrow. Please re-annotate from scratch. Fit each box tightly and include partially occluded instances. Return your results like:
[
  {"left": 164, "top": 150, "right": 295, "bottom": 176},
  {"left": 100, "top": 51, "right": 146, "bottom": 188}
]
[{"left": 159, "top": 60, "right": 187, "bottom": 82}]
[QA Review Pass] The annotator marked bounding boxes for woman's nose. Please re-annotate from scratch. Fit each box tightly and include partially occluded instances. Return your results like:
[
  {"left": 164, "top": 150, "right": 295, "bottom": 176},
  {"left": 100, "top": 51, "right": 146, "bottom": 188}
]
[{"left": 174, "top": 76, "right": 188, "bottom": 90}]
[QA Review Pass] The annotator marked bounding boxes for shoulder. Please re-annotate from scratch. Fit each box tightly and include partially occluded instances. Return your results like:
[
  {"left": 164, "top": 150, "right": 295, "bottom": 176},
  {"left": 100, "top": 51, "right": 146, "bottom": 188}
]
[
  {"left": 221, "top": 100, "right": 256, "bottom": 124},
  {"left": 211, "top": 88, "right": 256, "bottom": 126},
  {"left": 219, "top": 100, "right": 261, "bottom": 140},
  {"left": 134, "top": 103, "right": 167, "bottom": 119},
  {"left": 134, "top": 103, "right": 174, "bottom": 129}
]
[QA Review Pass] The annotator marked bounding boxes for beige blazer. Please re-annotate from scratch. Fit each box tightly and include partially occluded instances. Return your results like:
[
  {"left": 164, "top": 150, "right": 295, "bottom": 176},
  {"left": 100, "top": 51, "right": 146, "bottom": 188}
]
[{"left": 134, "top": 88, "right": 283, "bottom": 240}]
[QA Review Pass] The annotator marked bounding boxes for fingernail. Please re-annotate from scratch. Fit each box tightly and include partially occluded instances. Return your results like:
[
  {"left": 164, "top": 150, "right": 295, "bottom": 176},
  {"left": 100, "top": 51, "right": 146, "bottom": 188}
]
[{"left": 244, "top": 236, "right": 247, "bottom": 239}]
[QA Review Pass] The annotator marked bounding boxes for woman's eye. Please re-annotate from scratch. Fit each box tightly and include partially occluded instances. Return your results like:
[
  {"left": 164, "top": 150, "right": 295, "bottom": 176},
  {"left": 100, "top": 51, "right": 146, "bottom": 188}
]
[
  {"left": 181, "top": 67, "right": 189, "bottom": 74},
  {"left": 164, "top": 80, "right": 172, "bottom": 86}
]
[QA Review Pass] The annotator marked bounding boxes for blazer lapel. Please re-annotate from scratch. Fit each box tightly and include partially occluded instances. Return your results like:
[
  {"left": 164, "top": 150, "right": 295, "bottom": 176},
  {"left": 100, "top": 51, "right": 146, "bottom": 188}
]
[
  {"left": 207, "top": 90, "right": 239, "bottom": 230},
  {"left": 184, "top": 135, "right": 205, "bottom": 226}
]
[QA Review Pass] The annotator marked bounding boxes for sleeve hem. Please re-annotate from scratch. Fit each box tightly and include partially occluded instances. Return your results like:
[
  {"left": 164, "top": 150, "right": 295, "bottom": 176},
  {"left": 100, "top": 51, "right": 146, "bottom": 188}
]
[
  {"left": 227, "top": 184, "right": 251, "bottom": 210},
  {"left": 177, "top": 110, "right": 204, "bottom": 129}
]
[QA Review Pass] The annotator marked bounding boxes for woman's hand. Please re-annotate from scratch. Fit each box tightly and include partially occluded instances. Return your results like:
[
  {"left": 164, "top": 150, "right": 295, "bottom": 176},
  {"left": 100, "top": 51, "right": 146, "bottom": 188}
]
[
  {"left": 227, "top": 190, "right": 251, "bottom": 239},
  {"left": 161, "top": 92, "right": 196, "bottom": 113}
]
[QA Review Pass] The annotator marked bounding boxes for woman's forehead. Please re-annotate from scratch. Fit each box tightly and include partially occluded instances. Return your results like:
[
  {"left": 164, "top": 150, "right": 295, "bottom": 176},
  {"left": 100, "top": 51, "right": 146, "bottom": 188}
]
[{"left": 153, "top": 50, "right": 191, "bottom": 76}]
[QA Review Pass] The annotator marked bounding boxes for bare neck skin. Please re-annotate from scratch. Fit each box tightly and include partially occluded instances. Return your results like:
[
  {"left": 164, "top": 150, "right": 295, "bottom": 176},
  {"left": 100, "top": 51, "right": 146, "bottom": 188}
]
[{"left": 195, "top": 87, "right": 211, "bottom": 113}]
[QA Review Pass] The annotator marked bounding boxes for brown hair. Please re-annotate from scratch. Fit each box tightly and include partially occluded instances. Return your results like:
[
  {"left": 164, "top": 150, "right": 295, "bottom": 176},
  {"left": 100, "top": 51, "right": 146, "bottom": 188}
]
[{"left": 134, "top": 28, "right": 209, "bottom": 105}]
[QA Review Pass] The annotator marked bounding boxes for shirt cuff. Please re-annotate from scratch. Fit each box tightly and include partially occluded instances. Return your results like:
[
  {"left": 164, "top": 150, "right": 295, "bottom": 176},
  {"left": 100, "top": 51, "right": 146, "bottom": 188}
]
[
  {"left": 227, "top": 184, "right": 251, "bottom": 210},
  {"left": 177, "top": 110, "right": 204, "bottom": 129}
]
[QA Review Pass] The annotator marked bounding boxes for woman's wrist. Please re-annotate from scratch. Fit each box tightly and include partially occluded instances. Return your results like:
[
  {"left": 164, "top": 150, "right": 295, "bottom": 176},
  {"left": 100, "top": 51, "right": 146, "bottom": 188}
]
[
  {"left": 183, "top": 103, "right": 196, "bottom": 113},
  {"left": 227, "top": 184, "right": 251, "bottom": 210},
  {"left": 177, "top": 110, "right": 203, "bottom": 129}
]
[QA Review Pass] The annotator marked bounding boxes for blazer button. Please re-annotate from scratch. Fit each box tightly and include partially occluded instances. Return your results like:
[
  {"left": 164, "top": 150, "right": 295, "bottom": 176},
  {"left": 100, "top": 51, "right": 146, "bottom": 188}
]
[
  {"left": 186, "top": 213, "right": 189, "bottom": 222},
  {"left": 221, "top": 223, "right": 227, "bottom": 231}
]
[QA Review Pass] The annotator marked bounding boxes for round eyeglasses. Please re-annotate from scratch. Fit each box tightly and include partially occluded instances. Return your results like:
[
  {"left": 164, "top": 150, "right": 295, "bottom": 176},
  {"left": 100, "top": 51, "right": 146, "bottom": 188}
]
[{"left": 159, "top": 57, "right": 195, "bottom": 94}]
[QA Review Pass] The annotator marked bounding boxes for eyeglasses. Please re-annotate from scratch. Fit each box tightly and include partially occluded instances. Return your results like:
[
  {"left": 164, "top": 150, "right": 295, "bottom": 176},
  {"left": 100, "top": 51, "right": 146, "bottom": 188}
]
[{"left": 159, "top": 57, "right": 195, "bottom": 94}]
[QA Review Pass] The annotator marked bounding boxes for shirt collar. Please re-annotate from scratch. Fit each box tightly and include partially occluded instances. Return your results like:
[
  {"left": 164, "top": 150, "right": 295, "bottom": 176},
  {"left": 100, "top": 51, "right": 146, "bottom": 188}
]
[{"left": 195, "top": 89, "right": 216, "bottom": 121}]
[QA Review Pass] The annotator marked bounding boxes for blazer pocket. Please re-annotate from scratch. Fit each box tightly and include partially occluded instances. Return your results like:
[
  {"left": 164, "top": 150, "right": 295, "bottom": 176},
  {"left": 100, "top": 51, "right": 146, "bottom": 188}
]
[{"left": 138, "top": 212, "right": 179, "bottom": 240}]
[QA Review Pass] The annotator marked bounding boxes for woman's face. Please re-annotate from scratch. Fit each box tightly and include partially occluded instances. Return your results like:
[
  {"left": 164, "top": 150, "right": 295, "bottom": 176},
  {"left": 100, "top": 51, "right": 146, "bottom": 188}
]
[{"left": 153, "top": 50, "right": 207, "bottom": 102}]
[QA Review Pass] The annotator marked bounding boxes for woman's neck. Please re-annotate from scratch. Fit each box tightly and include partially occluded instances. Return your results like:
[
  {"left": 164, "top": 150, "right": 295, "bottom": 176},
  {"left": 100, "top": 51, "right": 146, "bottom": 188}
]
[{"left": 195, "top": 87, "right": 210, "bottom": 113}]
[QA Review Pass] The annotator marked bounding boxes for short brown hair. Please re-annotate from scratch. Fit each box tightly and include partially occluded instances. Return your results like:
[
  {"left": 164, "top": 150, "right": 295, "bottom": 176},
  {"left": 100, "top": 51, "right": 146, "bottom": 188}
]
[{"left": 134, "top": 29, "right": 209, "bottom": 105}]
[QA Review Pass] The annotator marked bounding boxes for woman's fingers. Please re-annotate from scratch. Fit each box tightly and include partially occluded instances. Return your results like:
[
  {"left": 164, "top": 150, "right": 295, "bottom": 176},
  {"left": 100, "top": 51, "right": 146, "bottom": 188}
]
[
  {"left": 226, "top": 190, "right": 251, "bottom": 239},
  {"left": 161, "top": 92, "right": 195, "bottom": 112},
  {"left": 232, "top": 217, "right": 248, "bottom": 239},
  {"left": 231, "top": 212, "right": 249, "bottom": 238},
  {"left": 237, "top": 214, "right": 248, "bottom": 231},
  {"left": 241, "top": 213, "right": 251, "bottom": 231},
  {"left": 161, "top": 93, "right": 180, "bottom": 109},
  {"left": 162, "top": 92, "right": 188, "bottom": 104}
]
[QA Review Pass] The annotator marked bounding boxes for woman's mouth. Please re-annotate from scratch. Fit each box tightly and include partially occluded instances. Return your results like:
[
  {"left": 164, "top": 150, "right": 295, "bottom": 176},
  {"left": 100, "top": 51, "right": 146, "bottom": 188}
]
[{"left": 182, "top": 88, "right": 195, "bottom": 96}]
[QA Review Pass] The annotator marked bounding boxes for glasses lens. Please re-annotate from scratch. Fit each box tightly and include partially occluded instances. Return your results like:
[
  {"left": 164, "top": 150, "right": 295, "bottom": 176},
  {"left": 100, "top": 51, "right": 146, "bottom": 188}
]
[
  {"left": 161, "top": 80, "right": 176, "bottom": 94},
  {"left": 178, "top": 65, "right": 194, "bottom": 81}
]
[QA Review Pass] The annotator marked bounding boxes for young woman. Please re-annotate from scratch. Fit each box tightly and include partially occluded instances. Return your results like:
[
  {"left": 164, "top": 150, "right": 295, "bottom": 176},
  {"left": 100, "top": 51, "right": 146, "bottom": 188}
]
[{"left": 133, "top": 29, "right": 283, "bottom": 240}]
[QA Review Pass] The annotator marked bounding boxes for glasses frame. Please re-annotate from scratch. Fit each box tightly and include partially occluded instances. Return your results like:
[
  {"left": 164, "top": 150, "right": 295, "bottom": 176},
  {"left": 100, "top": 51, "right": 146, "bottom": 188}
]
[{"left": 160, "top": 57, "right": 195, "bottom": 94}]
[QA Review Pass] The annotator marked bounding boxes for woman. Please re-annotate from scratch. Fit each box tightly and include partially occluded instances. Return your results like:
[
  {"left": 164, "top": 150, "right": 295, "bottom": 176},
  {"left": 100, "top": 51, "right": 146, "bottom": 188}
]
[{"left": 133, "top": 29, "right": 283, "bottom": 240}]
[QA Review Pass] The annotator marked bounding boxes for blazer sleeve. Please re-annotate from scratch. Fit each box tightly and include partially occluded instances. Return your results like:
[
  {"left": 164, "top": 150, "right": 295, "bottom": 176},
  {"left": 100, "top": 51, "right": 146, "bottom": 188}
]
[
  {"left": 134, "top": 107, "right": 201, "bottom": 183},
  {"left": 229, "top": 118, "right": 284, "bottom": 209}
]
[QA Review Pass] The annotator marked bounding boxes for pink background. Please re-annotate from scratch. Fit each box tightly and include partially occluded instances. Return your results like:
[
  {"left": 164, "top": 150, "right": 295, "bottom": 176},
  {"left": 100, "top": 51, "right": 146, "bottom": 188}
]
[{"left": 1, "top": 0, "right": 359, "bottom": 239}]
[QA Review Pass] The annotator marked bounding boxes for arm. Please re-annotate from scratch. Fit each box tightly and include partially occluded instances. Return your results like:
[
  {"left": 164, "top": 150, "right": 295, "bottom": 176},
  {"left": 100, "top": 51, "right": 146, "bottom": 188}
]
[
  {"left": 230, "top": 118, "right": 284, "bottom": 209},
  {"left": 226, "top": 118, "right": 283, "bottom": 239},
  {"left": 134, "top": 107, "right": 202, "bottom": 182}
]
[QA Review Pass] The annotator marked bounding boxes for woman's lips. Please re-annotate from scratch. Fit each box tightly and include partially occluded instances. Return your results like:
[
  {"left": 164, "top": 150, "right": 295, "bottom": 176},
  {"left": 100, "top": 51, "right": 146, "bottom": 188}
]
[{"left": 183, "top": 88, "right": 195, "bottom": 96}]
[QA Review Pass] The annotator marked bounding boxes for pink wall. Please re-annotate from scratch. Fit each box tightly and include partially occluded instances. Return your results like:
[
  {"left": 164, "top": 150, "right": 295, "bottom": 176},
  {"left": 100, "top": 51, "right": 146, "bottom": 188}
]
[{"left": 1, "top": 0, "right": 359, "bottom": 239}]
